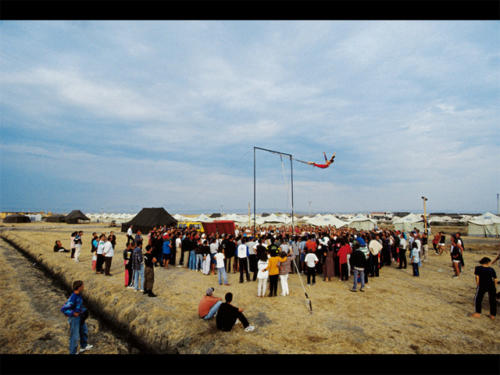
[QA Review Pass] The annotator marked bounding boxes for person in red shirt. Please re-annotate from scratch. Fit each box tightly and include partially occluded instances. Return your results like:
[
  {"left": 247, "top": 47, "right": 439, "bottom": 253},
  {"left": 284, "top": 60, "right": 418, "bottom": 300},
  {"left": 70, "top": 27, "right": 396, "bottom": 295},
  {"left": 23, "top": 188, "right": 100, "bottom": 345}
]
[
  {"left": 305, "top": 236, "right": 317, "bottom": 253},
  {"left": 307, "top": 152, "right": 336, "bottom": 169},
  {"left": 337, "top": 239, "right": 352, "bottom": 281},
  {"left": 198, "top": 287, "right": 222, "bottom": 320}
]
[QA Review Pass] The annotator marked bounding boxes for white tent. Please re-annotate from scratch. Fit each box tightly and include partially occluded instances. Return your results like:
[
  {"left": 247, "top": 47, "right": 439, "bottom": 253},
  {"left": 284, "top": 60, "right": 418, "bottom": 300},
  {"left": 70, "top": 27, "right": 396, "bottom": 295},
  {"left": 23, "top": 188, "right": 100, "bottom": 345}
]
[
  {"left": 305, "top": 214, "right": 348, "bottom": 228},
  {"left": 347, "top": 214, "right": 377, "bottom": 231},
  {"left": 195, "top": 214, "right": 214, "bottom": 222},
  {"left": 263, "top": 213, "right": 287, "bottom": 223},
  {"left": 393, "top": 213, "right": 425, "bottom": 232},
  {"left": 468, "top": 212, "right": 500, "bottom": 237}
]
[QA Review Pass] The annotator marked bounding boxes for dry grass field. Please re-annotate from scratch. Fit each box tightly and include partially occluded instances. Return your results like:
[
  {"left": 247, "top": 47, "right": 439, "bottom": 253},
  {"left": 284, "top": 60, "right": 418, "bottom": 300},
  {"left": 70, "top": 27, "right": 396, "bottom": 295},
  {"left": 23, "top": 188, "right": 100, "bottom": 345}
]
[{"left": 1, "top": 223, "right": 499, "bottom": 354}]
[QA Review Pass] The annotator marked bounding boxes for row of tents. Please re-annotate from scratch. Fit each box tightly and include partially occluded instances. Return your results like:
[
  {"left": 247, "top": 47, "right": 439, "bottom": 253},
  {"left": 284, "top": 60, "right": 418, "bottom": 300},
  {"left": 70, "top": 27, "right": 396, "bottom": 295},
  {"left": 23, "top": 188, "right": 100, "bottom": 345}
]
[
  {"left": 2, "top": 210, "right": 90, "bottom": 224},
  {"left": 5, "top": 207, "right": 500, "bottom": 238}
]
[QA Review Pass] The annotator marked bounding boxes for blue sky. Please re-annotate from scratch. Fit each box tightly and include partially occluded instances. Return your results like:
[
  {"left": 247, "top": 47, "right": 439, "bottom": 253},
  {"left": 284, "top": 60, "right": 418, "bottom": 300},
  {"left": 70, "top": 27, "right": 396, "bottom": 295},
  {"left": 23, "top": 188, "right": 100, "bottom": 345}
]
[{"left": 1, "top": 21, "right": 499, "bottom": 214}]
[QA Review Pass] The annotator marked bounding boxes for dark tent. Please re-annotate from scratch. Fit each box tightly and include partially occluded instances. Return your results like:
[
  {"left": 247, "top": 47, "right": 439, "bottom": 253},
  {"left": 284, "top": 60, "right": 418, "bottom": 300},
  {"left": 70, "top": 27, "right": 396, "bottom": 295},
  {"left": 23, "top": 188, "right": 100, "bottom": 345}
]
[
  {"left": 210, "top": 213, "right": 222, "bottom": 218},
  {"left": 44, "top": 215, "right": 66, "bottom": 223},
  {"left": 121, "top": 207, "right": 178, "bottom": 234},
  {"left": 3, "top": 214, "right": 31, "bottom": 223},
  {"left": 65, "top": 210, "right": 90, "bottom": 224},
  {"left": 261, "top": 213, "right": 271, "bottom": 217}
]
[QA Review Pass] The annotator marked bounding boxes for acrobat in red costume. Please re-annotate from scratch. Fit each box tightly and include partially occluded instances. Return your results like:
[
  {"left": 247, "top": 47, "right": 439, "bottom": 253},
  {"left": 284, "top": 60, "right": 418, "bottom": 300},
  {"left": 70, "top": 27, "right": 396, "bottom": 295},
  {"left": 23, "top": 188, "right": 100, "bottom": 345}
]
[{"left": 307, "top": 152, "right": 336, "bottom": 169}]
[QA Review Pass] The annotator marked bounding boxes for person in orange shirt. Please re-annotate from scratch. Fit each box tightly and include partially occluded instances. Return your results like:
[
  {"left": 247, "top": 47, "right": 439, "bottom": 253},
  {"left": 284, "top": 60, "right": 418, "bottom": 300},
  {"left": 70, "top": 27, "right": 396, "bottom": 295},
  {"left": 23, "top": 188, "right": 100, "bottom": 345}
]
[
  {"left": 198, "top": 287, "right": 222, "bottom": 320},
  {"left": 263, "top": 248, "right": 281, "bottom": 297}
]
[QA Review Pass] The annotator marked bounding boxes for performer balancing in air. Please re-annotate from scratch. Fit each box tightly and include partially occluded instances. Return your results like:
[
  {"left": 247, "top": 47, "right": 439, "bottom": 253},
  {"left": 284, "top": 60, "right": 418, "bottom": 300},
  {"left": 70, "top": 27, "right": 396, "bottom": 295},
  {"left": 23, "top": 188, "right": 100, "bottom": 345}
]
[{"left": 307, "top": 152, "right": 336, "bottom": 169}]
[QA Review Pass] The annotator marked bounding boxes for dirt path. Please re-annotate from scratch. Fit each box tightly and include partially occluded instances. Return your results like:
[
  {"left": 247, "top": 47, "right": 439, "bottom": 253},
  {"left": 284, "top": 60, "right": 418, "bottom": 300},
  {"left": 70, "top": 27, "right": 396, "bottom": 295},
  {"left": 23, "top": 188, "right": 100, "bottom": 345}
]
[{"left": 0, "top": 238, "right": 139, "bottom": 354}]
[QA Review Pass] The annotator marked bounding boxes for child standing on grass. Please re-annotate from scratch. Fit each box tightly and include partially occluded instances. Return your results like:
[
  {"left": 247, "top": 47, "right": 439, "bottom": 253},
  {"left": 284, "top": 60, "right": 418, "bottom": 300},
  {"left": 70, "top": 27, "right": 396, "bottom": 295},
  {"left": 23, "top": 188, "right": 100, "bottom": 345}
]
[
  {"left": 410, "top": 242, "right": 420, "bottom": 277},
  {"left": 256, "top": 251, "right": 269, "bottom": 297},
  {"left": 61, "top": 280, "right": 93, "bottom": 354},
  {"left": 472, "top": 257, "right": 497, "bottom": 320}
]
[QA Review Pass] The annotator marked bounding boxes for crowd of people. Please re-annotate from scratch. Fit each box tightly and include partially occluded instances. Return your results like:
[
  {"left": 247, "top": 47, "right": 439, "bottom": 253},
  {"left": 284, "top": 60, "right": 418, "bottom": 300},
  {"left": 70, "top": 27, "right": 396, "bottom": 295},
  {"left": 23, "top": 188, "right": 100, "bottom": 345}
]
[{"left": 55, "top": 223, "right": 498, "bottom": 353}]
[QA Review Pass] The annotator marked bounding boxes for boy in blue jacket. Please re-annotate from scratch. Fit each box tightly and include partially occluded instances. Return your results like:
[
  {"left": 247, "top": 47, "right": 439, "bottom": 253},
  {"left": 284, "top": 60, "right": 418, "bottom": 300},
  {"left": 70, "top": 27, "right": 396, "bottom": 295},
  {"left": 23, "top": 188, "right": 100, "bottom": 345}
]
[{"left": 61, "top": 280, "right": 93, "bottom": 354}]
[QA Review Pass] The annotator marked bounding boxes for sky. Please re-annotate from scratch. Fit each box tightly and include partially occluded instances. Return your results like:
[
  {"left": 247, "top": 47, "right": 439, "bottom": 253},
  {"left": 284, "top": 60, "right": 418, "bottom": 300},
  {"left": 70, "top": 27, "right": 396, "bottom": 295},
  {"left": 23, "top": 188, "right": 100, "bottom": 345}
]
[{"left": 1, "top": 21, "right": 499, "bottom": 214}]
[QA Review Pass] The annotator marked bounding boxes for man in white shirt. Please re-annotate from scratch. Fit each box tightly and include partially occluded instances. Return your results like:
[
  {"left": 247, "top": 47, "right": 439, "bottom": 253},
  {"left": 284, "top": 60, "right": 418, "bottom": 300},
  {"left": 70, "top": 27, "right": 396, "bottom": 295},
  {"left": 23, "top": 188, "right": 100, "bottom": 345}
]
[
  {"left": 126, "top": 225, "right": 134, "bottom": 245},
  {"left": 209, "top": 239, "right": 219, "bottom": 275},
  {"left": 175, "top": 235, "right": 183, "bottom": 268},
  {"left": 304, "top": 251, "right": 319, "bottom": 285},
  {"left": 95, "top": 234, "right": 106, "bottom": 274},
  {"left": 103, "top": 236, "right": 114, "bottom": 276},
  {"left": 237, "top": 237, "right": 250, "bottom": 283},
  {"left": 398, "top": 233, "right": 408, "bottom": 269},
  {"left": 214, "top": 249, "right": 229, "bottom": 285}
]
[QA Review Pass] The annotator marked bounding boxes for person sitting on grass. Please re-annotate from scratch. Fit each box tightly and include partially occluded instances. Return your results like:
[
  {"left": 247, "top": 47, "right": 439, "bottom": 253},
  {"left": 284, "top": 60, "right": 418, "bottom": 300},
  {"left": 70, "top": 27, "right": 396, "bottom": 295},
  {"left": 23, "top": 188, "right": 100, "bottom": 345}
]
[
  {"left": 198, "top": 287, "right": 223, "bottom": 320},
  {"left": 472, "top": 257, "right": 497, "bottom": 320},
  {"left": 54, "top": 240, "right": 69, "bottom": 252},
  {"left": 216, "top": 292, "right": 255, "bottom": 332}
]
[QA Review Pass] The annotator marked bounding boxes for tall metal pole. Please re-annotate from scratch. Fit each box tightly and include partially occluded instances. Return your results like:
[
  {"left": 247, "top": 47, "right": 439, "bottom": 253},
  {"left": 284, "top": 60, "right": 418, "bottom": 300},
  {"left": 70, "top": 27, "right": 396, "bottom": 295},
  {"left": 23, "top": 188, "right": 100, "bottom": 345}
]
[
  {"left": 253, "top": 147, "right": 256, "bottom": 235},
  {"left": 497, "top": 193, "right": 499, "bottom": 215},
  {"left": 290, "top": 155, "right": 294, "bottom": 235}
]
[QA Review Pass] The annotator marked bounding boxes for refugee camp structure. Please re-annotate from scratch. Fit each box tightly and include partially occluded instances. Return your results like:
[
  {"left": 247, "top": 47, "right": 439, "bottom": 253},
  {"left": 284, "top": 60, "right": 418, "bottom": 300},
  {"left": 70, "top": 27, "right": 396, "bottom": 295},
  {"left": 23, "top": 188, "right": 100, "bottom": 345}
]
[
  {"left": 467, "top": 212, "right": 500, "bottom": 237},
  {"left": 305, "top": 214, "right": 348, "bottom": 228},
  {"left": 347, "top": 214, "right": 377, "bottom": 231},
  {"left": 121, "top": 207, "right": 177, "bottom": 234},
  {"left": 393, "top": 213, "right": 425, "bottom": 232},
  {"left": 44, "top": 215, "right": 67, "bottom": 223},
  {"left": 65, "top": 210, "right": 91, "bottom": 224},
  {"left": 3, "top": 214, "right": 31, "bottom": 223}
]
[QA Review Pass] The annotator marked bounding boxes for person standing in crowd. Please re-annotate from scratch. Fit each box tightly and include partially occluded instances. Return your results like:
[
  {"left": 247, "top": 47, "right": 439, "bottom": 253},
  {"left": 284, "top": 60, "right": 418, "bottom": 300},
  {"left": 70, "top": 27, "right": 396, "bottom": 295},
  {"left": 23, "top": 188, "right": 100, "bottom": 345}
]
[
  {"left": 126, "top": 225, "right": 134, "bottom": 246},
  {"left": 209, "top": 238, "right": 219, "bottom": 275},
  {"left": 398, "top": 233, "right": 407, "bottom": 269},
  {"left": 95, "top": 234, "right": 106, "bottom": 274},
  {"left": 410, "top": 241, "right": 420, "bottom": 277},
  {"left": 216, "top": 292, "right": 255, "bottom": 332},
  {"left": 323, "top": 241, "right": 335, "bottom": 282},
  {"left": 90, "top": 233, "right": 98, "bottom": 270},
  {"left": 70, "top": 232, "right": 77, "bottom": 259},
  {"left": 368, "top": 235, "right": 382, "bottom": 277},
  {"left": 256, "top": 251, "right": 269, "bottom": 297},
  {"left": 73, "top": 231, "right": 83, "bottom": 263},
  {"left": 132, "top": 241, "right": 145, "bottom": 292},
  {"left": 103, "top": 235, "right": 114, "bottom": 276},
  {"left": 278, "top": 250, "right": 295, "bottom": 296},
  {"left": 109, "top": 231, "right": 116, "bottom": 253},
  {"left": 174, "top": 232, "right": 182, "bottom": 267},
  {"left": 432, "top": 232, "right": 440, "bottom": 255},
  {"left": 264, "top": 248, "right": 280, "bottom": 296},
  {"left": 338, "top": 239, "right": 352, "bottom": 281},
  {"left": 214, "top": 247, "right": 230, "bottom": 285},
  {"left": 455, "top": 232, "right": 465, "bottom": 271},
  {"left": 237, "top": 237, "right": 251, "bottom": 283},
  {"left": 123, "top": 241, "right": 134, "bottom": 288},
  {"left": 304, "top": 249, "right": 319, "bottom": 285},
  {"left": 421, "top": 232, "right": 429, "bottom": 263},
  {"left": 450, "top": 235, "right": 462, "bottom": 277},
  {"left": 188, "top": 235, "right": 197, "bottom": 271},
  {"left": 472, "top": 257, "right": 497, "bottom": 320},
  {"left": 437, "top": 231, "right": 446, "bottom": 255},
  {"left": 198, "top": 287, "right": 223, "bottom": 320},
  {"left": 350, "top": 243, "right": 367, "bottom": 292},
  {"left": 248, "top": 238, "right": 258, "bottom": 281},
  {"left": 143, "top": 245, "right": 157, "bottom": 297},
  {"left": 135, "top": 230, "right": 143, "bottom": 247},
  {"left": 162, "top": 233, "right": 171, "bottom": 269},
  {"left": 60, "top": 280, "right": 93, "bottom": 354}
]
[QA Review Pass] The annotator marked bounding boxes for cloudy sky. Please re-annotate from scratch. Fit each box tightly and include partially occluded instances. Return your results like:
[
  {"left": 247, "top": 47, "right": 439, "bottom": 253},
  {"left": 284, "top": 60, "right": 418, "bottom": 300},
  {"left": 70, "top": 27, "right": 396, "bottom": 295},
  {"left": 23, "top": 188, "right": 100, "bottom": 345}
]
[{"left": 1, "top": 21, "right": 499, "bottom": 214}]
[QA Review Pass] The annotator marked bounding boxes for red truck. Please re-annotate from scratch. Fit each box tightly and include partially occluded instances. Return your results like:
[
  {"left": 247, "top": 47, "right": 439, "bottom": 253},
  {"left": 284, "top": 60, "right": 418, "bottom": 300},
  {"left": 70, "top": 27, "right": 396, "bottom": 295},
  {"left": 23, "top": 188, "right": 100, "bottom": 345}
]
[{"left": 201, "top": 220, "right": 235, "bottom": 236}]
